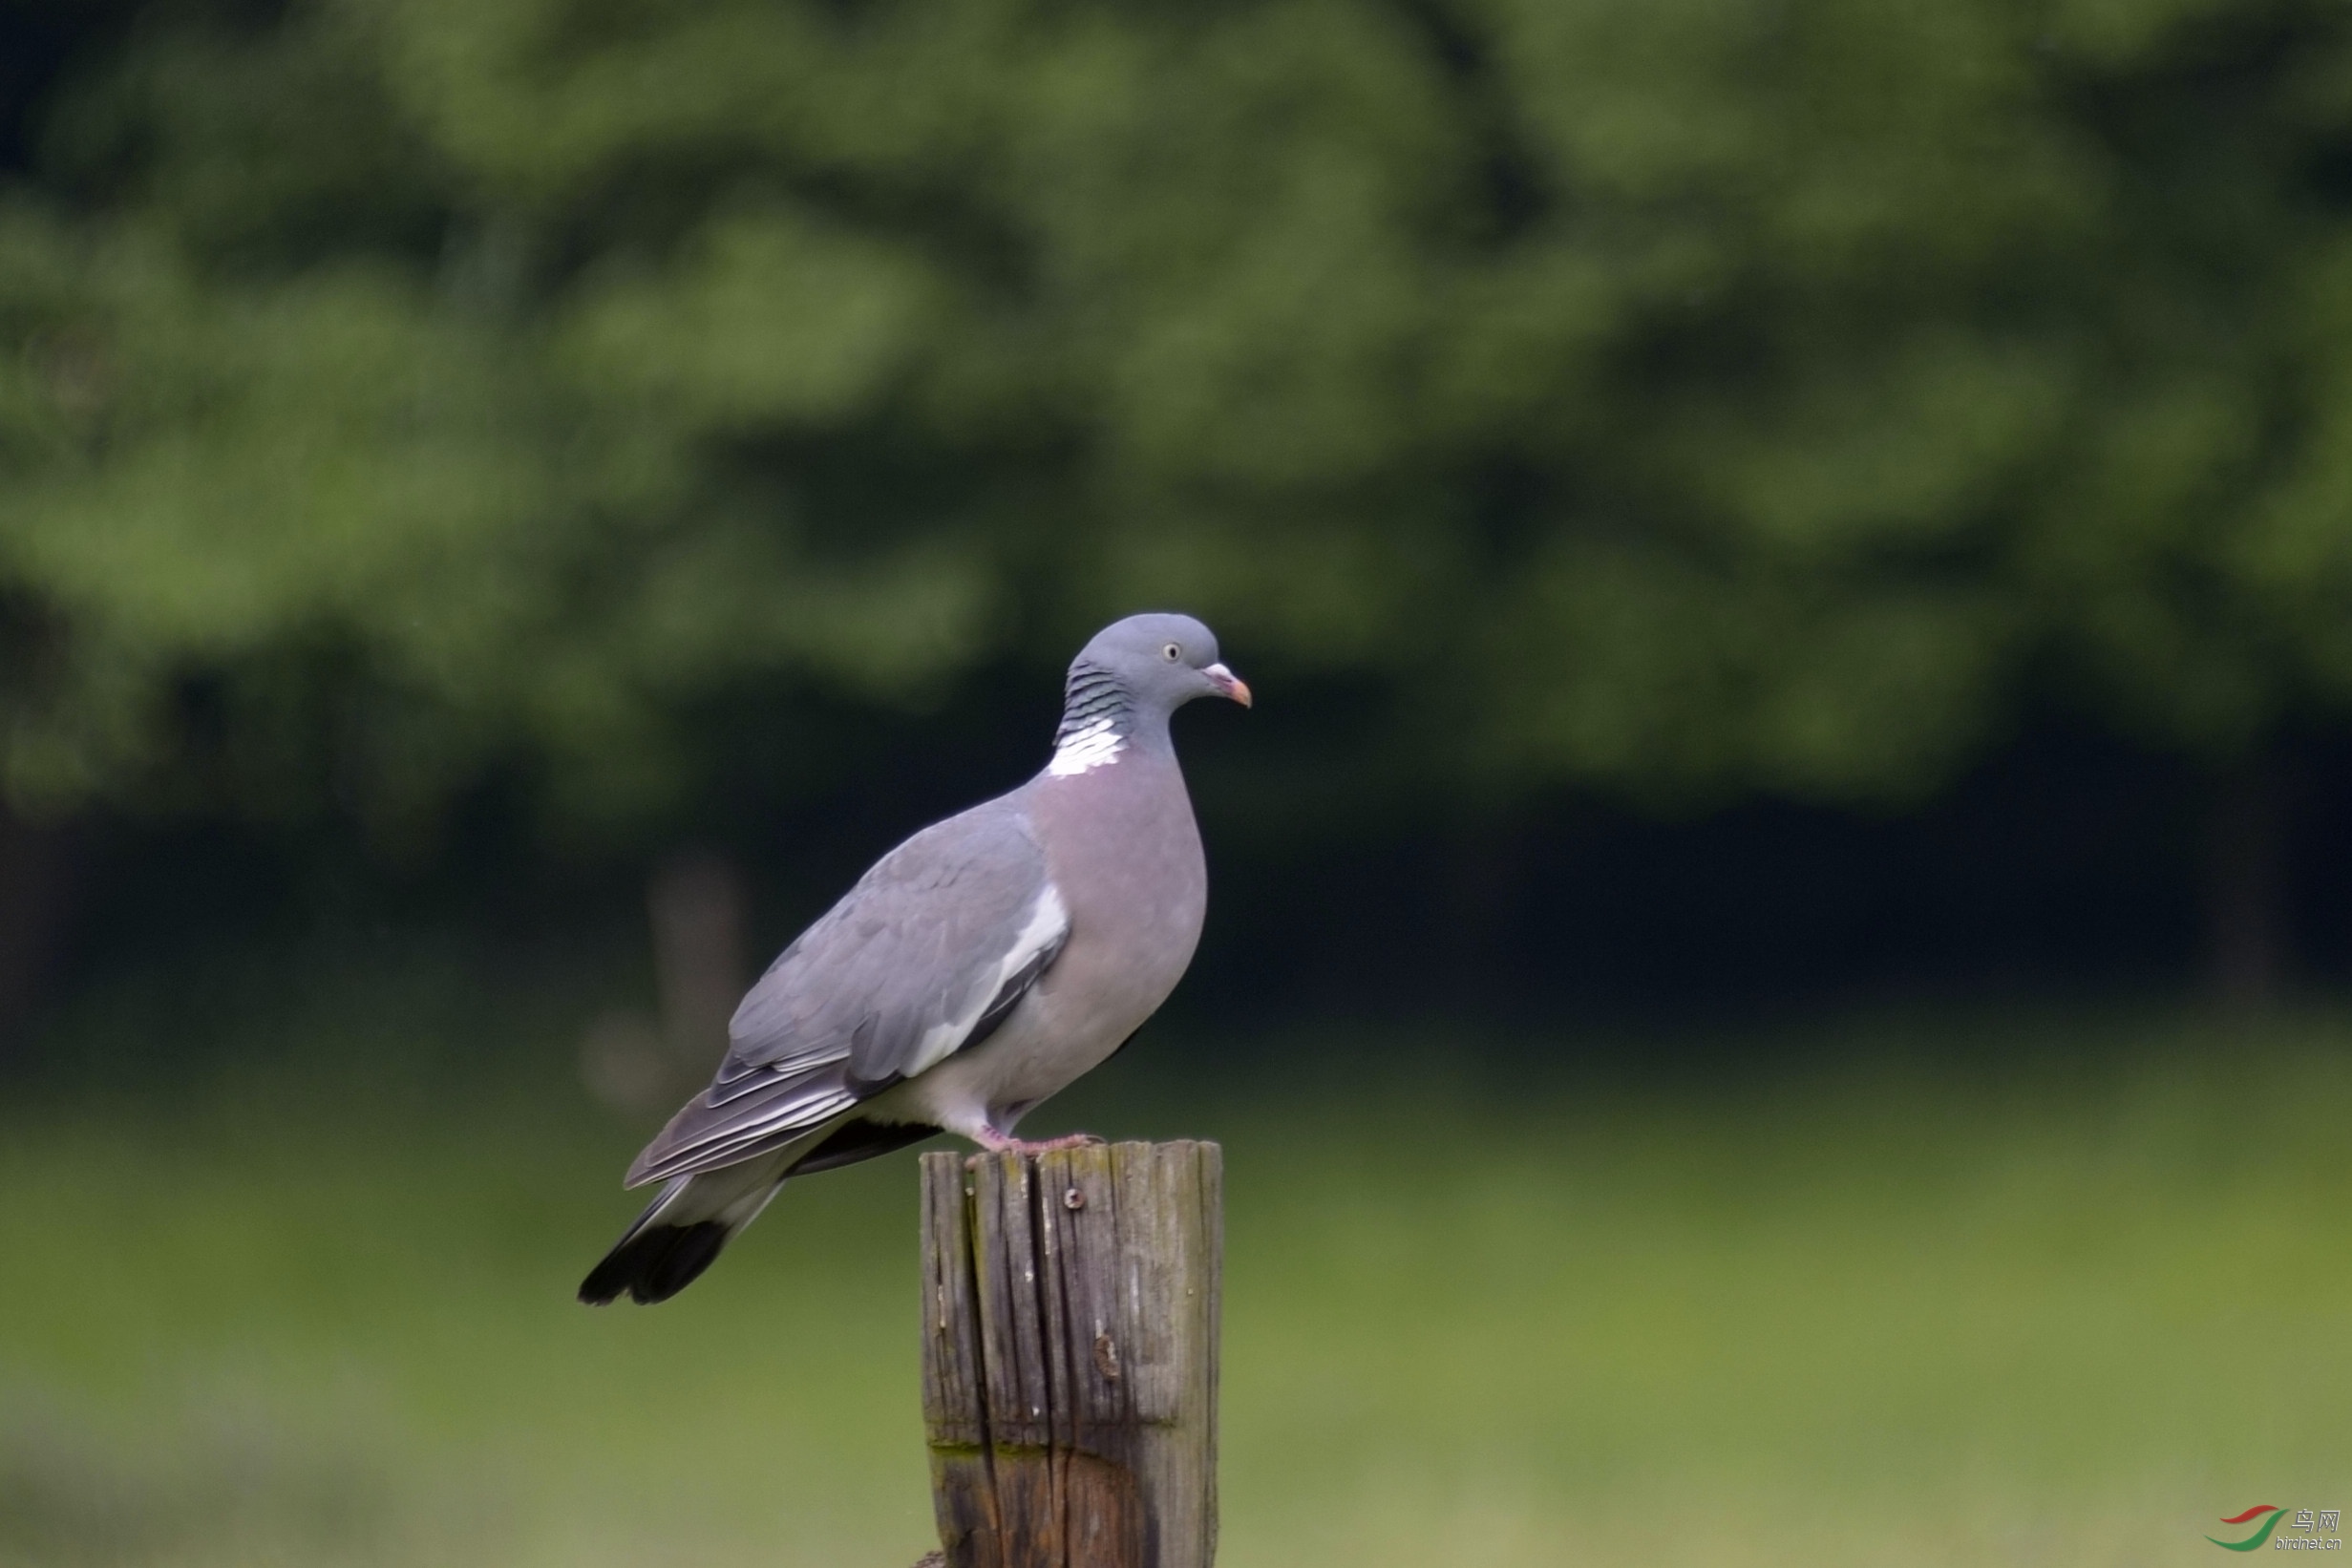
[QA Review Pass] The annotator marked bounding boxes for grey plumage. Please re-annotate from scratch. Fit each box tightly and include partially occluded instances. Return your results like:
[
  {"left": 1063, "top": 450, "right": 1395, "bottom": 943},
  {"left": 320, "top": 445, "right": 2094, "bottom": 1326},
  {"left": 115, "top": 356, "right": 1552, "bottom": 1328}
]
[
  {"left": 625, "top": 804, "right": 1063, "bottom": 1188},
  {"left": 581, "top": 612, "right": 1248, "bottom": 1305}
]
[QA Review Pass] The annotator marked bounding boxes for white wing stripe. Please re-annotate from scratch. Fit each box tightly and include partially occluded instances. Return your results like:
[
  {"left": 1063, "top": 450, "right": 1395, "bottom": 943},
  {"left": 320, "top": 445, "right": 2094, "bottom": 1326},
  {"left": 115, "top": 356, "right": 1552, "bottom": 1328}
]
[{"left": 902, "top": 882, "right": 1068, "bottom": 1079}]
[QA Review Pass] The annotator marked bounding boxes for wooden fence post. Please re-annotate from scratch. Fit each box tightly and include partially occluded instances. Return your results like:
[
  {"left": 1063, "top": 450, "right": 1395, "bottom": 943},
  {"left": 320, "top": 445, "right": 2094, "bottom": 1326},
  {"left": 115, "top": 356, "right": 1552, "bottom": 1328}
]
[{"left": 920, "top": 1140, "right": 1222, "bottom": 1568}]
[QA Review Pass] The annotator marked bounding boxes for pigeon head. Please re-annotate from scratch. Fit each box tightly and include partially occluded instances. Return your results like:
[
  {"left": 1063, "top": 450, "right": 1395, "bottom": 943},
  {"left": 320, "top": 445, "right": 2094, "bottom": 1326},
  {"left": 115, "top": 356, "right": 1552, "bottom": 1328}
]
[
  {"left": 1050, "top": 613, "right": 1248, "bottom": 773},
  {"left": 1075, "top": 613, "right": 1250, "bottom": 711}
]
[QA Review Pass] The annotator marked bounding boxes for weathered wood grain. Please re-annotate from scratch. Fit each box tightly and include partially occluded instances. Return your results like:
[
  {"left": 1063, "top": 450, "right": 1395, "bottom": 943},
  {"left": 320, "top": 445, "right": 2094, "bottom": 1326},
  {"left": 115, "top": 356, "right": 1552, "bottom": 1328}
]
[{"left": 920, "top": 1141, "right": 1221, "bottom": 1568}]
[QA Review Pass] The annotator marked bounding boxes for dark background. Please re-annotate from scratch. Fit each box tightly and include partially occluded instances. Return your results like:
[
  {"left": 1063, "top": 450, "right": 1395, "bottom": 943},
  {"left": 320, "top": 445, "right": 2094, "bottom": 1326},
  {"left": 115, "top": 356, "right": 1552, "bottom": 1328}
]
[{"left": 53, "top": 713, "right": 2352, "bottom": 1032}]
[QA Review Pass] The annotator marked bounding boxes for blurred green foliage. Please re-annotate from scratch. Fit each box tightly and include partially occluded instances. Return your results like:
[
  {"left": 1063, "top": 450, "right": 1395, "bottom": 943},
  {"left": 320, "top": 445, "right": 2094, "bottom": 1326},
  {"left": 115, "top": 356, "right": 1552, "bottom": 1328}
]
[{"left": 5, "top": 0, "right": 2352, "bottom": 840}]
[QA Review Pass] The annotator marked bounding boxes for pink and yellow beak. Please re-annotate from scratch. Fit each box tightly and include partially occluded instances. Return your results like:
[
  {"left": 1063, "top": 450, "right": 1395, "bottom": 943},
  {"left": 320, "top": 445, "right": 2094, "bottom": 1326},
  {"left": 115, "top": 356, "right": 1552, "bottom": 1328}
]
[{"left": 1204, "top": 663, "right": 1252, "bottom": 707}]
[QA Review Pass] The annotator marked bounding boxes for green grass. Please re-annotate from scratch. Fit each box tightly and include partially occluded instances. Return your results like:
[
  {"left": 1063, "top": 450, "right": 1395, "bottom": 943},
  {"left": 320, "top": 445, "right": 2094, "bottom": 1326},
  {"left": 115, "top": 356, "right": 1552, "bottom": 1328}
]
[{"left": 4, "top": 1008, "right": 2349, "bottom": 1566}]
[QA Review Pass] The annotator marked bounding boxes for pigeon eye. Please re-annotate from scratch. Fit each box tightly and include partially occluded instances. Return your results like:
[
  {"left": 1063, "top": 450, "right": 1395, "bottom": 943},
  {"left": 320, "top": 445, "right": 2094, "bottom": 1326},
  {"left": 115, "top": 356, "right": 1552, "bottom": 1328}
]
[{"left": 1162, "top": 643, "right": 1181, "bottom": 662}]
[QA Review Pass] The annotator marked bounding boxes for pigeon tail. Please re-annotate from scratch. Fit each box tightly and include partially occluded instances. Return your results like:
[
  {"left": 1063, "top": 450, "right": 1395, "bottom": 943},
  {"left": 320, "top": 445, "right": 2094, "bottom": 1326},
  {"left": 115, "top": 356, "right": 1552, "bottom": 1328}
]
[
  {"left": 579, "top": 1218, "right": 731, "bottom": 1305},
  {"left": 578, "top": 1155, "right": 789, "bottom": 1305}
]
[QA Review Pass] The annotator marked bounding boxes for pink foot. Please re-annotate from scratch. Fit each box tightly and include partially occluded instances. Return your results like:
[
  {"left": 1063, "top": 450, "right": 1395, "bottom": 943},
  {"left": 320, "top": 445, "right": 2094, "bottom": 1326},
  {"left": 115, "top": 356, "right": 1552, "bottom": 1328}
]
[{"left": 968, "top": 1130, "right": 1106, "bottom": 1157}]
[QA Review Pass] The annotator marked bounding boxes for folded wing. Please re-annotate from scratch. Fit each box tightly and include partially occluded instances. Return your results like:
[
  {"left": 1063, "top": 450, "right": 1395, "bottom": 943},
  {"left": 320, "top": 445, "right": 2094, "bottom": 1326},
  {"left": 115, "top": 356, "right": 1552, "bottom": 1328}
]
[{"left": 625, "top": 803, "right": 1067, "bottom": 1188}]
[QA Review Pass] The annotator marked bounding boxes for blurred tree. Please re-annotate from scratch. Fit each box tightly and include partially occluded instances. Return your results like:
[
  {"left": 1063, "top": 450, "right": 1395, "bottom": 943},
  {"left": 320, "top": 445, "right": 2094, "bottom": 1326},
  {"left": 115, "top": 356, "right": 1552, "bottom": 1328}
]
[{"left": 2, "top": 0, "right": 2351, "bottom": 1016}]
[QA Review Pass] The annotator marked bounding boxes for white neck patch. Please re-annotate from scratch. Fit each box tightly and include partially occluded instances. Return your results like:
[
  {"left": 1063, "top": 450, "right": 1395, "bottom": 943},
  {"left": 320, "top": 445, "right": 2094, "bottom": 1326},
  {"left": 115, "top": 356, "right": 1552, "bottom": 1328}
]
[{"left": 1048, "top": 715, "right": 1124, "bottom": 776}]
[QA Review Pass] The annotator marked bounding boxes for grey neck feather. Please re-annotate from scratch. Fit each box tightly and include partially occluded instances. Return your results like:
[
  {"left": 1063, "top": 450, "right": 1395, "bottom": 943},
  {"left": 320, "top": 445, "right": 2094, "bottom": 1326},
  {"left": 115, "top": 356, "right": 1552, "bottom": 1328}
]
[{"left": 1054, "top": 662, "right": 1169, "bottom": 752}]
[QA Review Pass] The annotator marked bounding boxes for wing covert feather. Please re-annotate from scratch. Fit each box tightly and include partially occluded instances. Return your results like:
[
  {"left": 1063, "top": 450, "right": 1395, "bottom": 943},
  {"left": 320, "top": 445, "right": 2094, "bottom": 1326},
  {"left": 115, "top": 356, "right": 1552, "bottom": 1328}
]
[{"left": 625, "top": 801, "right": 1065, "bottom": 1187}]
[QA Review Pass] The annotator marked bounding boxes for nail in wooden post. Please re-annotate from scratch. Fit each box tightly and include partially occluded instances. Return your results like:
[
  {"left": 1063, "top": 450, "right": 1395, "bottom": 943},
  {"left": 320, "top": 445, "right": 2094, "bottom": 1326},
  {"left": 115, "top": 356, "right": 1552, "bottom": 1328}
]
[{"left": 921, "top": 1140, "right": 1221, "bottom": 1568}]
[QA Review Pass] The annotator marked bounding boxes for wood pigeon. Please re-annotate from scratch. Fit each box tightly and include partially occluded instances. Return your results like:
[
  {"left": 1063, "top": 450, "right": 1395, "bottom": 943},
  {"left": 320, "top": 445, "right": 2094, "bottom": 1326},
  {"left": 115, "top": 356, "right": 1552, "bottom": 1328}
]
[{"left": 580, "top": 613, "right": 1249, "bottom": 1304}]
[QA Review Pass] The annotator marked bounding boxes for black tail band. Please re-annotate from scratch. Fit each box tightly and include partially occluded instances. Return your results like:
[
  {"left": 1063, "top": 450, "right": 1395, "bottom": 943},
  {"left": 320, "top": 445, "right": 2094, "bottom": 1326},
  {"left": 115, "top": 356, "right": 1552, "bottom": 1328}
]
[{"left": 578, "top": 1219, "right": 731, "bottom": 1305}]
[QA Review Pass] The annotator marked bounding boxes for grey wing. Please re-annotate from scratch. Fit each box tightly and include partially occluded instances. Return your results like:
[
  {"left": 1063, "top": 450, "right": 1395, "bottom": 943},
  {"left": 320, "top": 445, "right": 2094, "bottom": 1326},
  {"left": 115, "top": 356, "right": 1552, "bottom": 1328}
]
[{"left": 624, "top": 803, "right": 1068, "bottom": 1188}]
